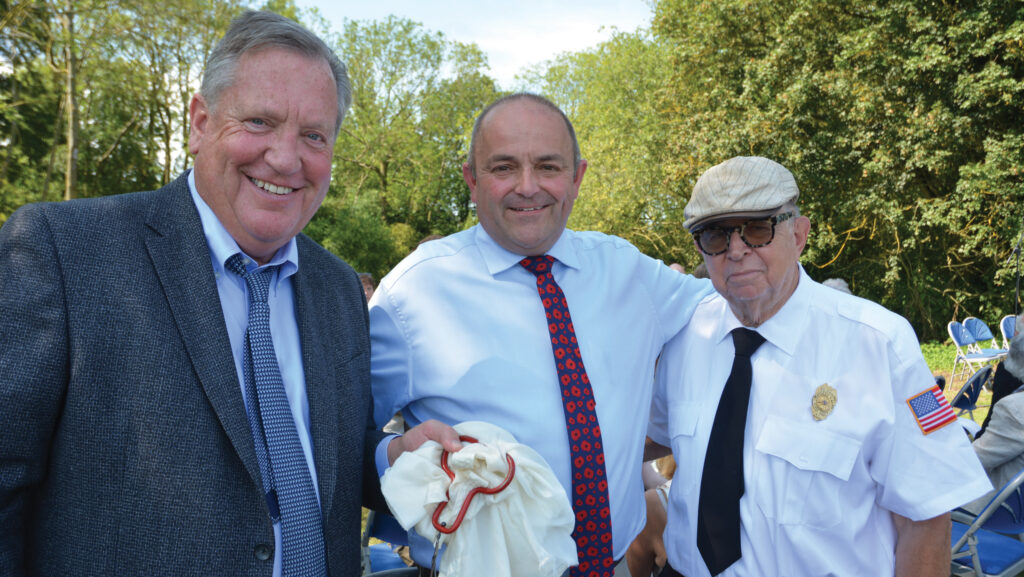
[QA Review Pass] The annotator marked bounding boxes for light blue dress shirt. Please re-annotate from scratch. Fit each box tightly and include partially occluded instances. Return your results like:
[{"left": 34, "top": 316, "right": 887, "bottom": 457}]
[
  {"left": 369, "top": 224, "right": 714, "bottom": 565},
  {"left": 188, "top": 171, "right": 318, "bottom": 577}
]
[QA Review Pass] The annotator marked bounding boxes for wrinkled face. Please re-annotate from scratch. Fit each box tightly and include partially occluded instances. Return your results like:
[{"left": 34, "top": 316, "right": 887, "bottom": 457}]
[
  {"left": 188, "top": 47, "right": 338, "bottom": 264},
  {"left": 462, "top": 99, "right": 586, "bottom": 256},
  {"left": 699, "top": 211, "right": 811, "bottom": 324}
]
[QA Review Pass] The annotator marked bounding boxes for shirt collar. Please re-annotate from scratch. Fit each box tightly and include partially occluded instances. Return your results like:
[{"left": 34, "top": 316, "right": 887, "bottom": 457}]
[
  {"left": 718, "top": 264, "right": 810, "bottom": 357},
  {"left": 187, "top": 169, "right": 298, "bottom": 278},
  {"left": 473, "top": 224, "right": 580, "bottom": 276}
]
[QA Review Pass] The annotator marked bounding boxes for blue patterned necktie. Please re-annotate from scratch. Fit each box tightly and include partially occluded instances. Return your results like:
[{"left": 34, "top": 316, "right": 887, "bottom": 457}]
[
  {"left": 226, "top": 254, "right": 326, "bottom": 577},
  {"left": 520, "top": 255, "right": 614, "bottom": 577},
  {"left": 697, "top": 327, "right": 765, "bottom": 575}
]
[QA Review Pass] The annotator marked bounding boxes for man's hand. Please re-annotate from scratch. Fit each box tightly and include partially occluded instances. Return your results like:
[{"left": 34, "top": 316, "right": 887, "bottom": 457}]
[{"left": 387, "top": 419, "right": 463, "bottom": 466}]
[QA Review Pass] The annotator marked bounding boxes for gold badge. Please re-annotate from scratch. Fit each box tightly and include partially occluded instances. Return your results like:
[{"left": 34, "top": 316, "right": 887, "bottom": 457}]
[{"left": 811, "top": 383, "right": 838, "bottom": 421}]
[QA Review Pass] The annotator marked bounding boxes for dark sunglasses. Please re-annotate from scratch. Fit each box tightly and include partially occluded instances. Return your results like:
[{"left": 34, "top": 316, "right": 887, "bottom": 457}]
[{"left": 692, "top": 212, "right": 794, "bottom": 256}]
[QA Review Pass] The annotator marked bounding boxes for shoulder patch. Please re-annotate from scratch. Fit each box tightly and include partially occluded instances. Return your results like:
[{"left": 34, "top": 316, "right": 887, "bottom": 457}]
[{"left": 906, "top": 385, "right": 957, "bottom": 435}]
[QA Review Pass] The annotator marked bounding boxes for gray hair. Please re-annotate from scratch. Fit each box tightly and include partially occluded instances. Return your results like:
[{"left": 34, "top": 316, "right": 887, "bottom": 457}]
[
  {"left": 466, "top": 93, "right": 582, "bottom": 179},
  {"left": 822, "top": 278, "right": 852, "bottom": 294},
  {"left": 200, "top": 10, "right": 351, "bottom": 134}
]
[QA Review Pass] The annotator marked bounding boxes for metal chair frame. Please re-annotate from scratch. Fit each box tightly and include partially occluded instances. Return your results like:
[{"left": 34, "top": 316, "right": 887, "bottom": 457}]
[{"left": 951, "top": 467, "right": 1024, "bottom": 577}]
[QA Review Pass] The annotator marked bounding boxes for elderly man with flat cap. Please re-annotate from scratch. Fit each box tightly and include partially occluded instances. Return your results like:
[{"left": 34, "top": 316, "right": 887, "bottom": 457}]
[{"left": 645, "top": 156, "right": 990, "bottom": 577}]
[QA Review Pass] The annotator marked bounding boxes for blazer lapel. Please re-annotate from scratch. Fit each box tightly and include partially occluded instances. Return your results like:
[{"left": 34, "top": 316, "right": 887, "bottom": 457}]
[
  {"left": 293, "top": 252, "right": 340, "bottom": 521},
  {"left": 142, "top": 174, "right": 262, "bottom": 488}
]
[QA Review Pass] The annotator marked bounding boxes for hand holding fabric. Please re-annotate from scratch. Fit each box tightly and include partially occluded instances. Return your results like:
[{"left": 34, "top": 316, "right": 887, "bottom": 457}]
[{"left": 382, "top": 421, "right": 577, "bottom": 577}]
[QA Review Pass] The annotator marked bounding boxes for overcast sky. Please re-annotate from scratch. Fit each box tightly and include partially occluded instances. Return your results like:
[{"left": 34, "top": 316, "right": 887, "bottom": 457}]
[{"left": 294, "top": 0, "right": 655, "bottom": 88}]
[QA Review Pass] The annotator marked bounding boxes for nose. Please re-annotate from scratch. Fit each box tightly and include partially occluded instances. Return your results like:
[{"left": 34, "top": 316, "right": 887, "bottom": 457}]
[
  {"left": 514, "top": 167, "right": 540, "bottom": 197},
  {"left": 725, "top": 229, "right": 749, "bottom": 259},
  {"left": 264, "top": 133, "right": 302, "bottom": 175}
]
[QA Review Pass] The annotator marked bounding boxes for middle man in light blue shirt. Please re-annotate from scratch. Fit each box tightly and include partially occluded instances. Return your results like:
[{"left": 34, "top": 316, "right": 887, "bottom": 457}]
[{"left": 370, "top": 93, "right": 713, "bottom": 575}]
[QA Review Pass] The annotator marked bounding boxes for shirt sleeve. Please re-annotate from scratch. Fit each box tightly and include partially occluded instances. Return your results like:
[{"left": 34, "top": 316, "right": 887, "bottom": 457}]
[
  {"left": 643, "top": 259, "right": 715, "bottom": 344},
  {"left": 873, "top": 322, "right": 992, "bottom": 520},
  {"left": 648, "top": 326, "right": 695, "bottom": 449},
  {"left": 369, "top": 285, "right": 413, "bottom": 429}
]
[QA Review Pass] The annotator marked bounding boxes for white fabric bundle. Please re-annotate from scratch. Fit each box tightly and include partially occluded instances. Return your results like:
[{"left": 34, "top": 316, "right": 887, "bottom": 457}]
[{"left": 381, "top": 421, "right": 577, "bottom": 577}]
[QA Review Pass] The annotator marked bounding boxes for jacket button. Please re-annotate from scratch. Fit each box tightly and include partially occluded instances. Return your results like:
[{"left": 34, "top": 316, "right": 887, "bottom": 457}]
[{"left": 253, "top": 543, "right": 272, "bottom": 561}]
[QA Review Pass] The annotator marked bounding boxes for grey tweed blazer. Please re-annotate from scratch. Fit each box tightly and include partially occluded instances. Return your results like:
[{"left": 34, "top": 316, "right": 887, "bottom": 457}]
[{"left": 0, "top": 172, "right": 386, "bottom": 576}]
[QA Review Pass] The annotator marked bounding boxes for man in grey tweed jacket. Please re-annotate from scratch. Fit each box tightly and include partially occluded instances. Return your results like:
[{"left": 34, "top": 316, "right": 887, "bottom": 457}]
[{"left": 0, "top": 10, "right": 455, "bottom": 577}]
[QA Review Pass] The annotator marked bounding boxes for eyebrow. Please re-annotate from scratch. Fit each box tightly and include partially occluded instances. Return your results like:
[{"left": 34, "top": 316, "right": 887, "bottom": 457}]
[
  {"left": 535, "top": 154, "right": 567, "bottom": 165},
  {"left": 488, "top": 153, "right": 567, "bottom": 164}
]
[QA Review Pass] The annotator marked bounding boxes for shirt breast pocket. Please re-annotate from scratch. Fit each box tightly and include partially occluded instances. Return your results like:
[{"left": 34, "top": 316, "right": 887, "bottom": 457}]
[
  {"left": 668, "top": 401, "right": 704, "bottom": 494},
  {"left": 752, "top": 415, "right": 861, "bottom": 529}
]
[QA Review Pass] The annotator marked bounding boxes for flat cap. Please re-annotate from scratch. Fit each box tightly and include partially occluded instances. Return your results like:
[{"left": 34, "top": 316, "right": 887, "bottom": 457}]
[{"left": 684, "top": 156, "right": 799, "bottom": 231}]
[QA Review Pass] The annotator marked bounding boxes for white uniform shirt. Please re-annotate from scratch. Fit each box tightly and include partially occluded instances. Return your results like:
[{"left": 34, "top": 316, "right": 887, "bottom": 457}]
[
  {"left": 370, "top": 224, "right": 713, "bottom": 564},
  {"left": 648, "top": 268, "right": 990, "bottom": 577}
]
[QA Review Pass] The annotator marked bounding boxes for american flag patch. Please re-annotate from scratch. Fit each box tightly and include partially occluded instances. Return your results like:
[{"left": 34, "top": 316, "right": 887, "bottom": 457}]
[{"left": 906, "top": 385, "right": 957, "bottom": 434}]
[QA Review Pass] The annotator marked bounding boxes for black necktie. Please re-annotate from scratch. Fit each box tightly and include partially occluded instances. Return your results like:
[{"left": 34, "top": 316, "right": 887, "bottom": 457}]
[{"left": 697, "top": 327, "right": 766, "bottom": 575}]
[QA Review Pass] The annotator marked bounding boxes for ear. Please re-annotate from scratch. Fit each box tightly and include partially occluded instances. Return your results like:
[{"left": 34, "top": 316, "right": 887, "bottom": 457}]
[
  {"left": 793, "top": 215, "right": 811, "bottom": 255},
  {"left": 187, "top": 94, "right": 208, "bottom": 155},
  {"left": 462, "top": 162, "right": 478, "bottom": 203},
  {"left": 569, "top": 159, "right": 588, "bottom": 201}
]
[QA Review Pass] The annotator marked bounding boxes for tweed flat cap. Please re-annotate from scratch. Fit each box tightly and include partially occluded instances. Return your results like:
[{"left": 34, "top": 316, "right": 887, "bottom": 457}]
[{"left": 684, "top": 156, "right": 799, "bottom": 231}]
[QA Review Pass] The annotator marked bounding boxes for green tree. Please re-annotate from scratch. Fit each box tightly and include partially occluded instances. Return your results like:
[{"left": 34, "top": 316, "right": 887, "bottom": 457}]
[
  {"left": 307, "top": 16, "right": 500, "bottom": 278},
  {"left": 522, "top": 30, "right": 689, "bottom": 266},
  {"left": 653, "top": 0, "right": 1024, "bottom": 340},
  {"left": 1, "top": 1, "right": 62, "bottom": 217},
  {"left": 0, "top": 0, "right": 245, "bottom": 222}
]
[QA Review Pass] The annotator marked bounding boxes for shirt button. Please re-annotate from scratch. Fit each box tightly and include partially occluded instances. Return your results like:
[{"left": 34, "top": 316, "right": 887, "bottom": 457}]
[{"left": 253, "top": 543, "right": 272, "bottom": 561}]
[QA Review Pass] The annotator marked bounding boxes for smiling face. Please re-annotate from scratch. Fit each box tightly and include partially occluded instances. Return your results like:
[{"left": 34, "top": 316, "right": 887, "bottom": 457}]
[
  {"left": 188, "top": 47, "right": 338, "bottom": 264},
  {"left": 462, "top": 99, "right": 586, "bottom": 256},
  {"left": 700, "top": 211, "right": 811, "bottom": 326}
]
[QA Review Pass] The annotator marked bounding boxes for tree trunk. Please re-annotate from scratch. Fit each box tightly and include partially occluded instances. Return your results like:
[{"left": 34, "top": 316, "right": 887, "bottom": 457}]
[{"left": 62, "top": 0, "right": 79, "bottom": 201}]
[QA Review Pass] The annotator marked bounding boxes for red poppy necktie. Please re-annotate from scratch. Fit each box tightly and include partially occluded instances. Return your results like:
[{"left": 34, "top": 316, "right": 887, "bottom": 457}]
[{"left": 521, "top": 255, "right": 614, "bottom": 577}]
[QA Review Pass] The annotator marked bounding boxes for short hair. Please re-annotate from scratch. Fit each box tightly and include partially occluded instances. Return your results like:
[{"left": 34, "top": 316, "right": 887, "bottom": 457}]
[
  {"left": 357, "top": 272, "right": 376, "bottom": 290},
  {"left": 692, "top": 262, "right": 709, "bottom": 279},
  {"left": 822, "top": 278, "right": 852, "bottom": 294},
  {"left": 466, "top": 93, "right": 582, "bottom": 179},
  {"left": 200, "top": 10, "right": 351, "bottom": 134}
]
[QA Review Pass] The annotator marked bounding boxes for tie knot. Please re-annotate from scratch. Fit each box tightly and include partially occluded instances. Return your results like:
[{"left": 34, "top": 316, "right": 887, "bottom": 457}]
[
  {"left": 519, "top": 255, "right": 556, "bottom": 276},
  {"left": 226, "top": 253, "right": 277, "bottom": 304},
  {"left": 731, "top": 327, "right": 765, "bottom": 358}
]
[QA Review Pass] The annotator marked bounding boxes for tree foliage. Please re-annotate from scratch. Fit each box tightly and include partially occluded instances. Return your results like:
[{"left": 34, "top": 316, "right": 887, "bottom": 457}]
[
  {"left": 522, "top": 30, "right": 690, "bottom": 266},
  {"left": 0, "top": 0, "right": 242, "bottom": 219},
  {"left": 306, "top": 16, "right": 500, "bottom": 278},
  {"left": 652, "top": 0, "right": 1023, "bottom": 339},
  {"left": 2, "top": 0, "right": 1021, "bottom": 340}
]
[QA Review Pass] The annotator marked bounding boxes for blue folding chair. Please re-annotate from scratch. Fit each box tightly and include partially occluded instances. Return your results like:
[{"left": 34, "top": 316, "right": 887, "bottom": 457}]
[
  {"left": 361, "top": 510, "right": 411, "bottom": 575},
  {"left": 951, "top": 467, "right": 1024, "bottom": 577},
  {"left": 951, "top": 366, "right": 993, "bottom": 420},
  {"left": 965, "top": 317, "right": 1010, "bottom": 358},
  {"left": 950, "top": 321, "right": 1005, "bottom": 388},
  {"left": 1001, "top": 315, "right": 1017, "bottom": 350}
]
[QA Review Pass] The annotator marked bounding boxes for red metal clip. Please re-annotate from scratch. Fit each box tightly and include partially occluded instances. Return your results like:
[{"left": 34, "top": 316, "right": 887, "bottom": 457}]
[{"left": 431, "top": 435, "right": 516, "bottom": 534}]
